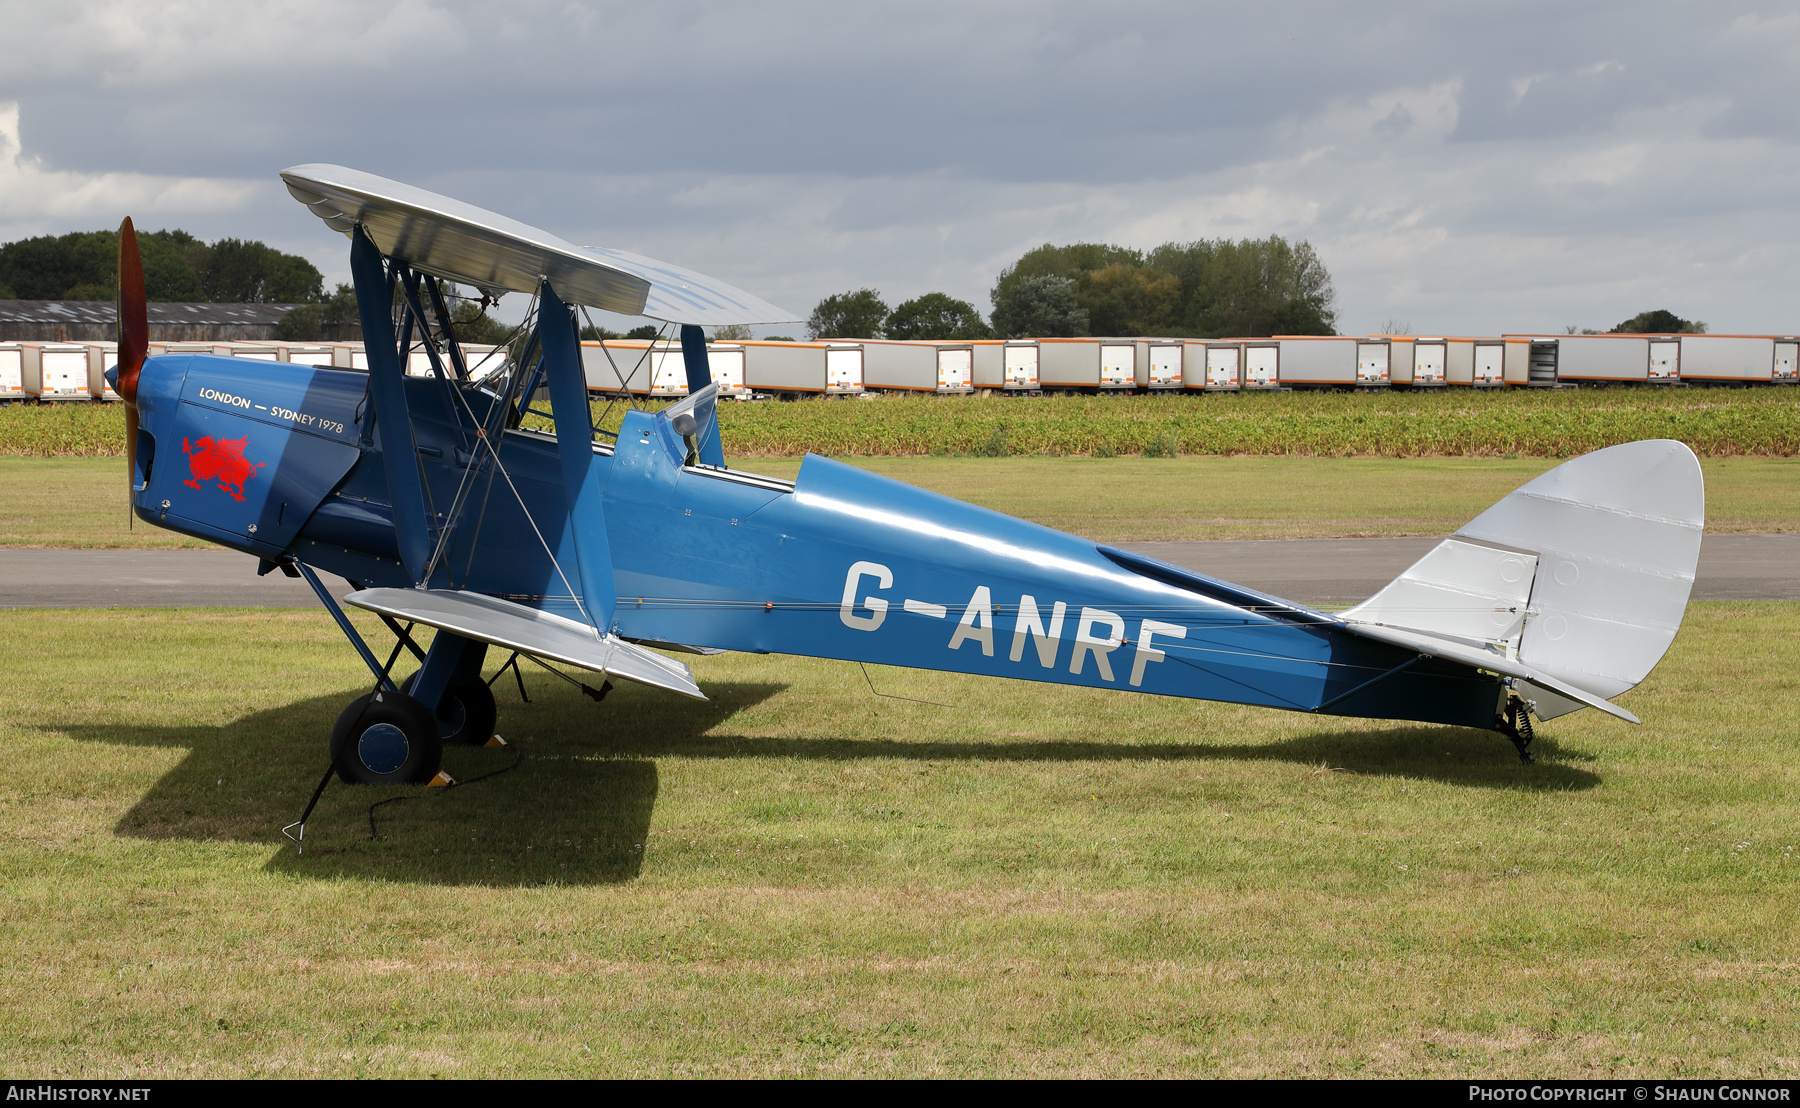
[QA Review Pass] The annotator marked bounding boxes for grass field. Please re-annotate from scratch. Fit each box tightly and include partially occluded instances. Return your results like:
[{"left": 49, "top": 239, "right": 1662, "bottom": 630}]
[
  {"left": 1, "top": 602, "right": 1795, "bottom": 1077},
  {"left": 5, "top": 455, "right": 1798, "bottom": 548},
  {"left": 6, "top": 385, "right": 1799, "bottom": 460}
]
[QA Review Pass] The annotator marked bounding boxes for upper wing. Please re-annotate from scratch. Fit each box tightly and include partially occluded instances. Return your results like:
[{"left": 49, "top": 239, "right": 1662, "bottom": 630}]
[{"left": 281, "top": 163, "right": 800, "bottom": 326}]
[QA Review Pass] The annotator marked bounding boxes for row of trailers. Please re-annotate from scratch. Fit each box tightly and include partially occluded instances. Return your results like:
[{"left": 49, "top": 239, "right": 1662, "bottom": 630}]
[
  {"left": 551, "top": 332, "right": 1800, "bottom": 395},
  {"left": 3, "top": 333, "right": 1795, "bottom": 402}
]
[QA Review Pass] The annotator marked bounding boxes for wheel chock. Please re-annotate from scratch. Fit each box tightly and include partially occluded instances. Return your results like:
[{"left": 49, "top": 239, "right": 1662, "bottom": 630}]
[
  {"left": 426, "top": 771, "right": 456, "bottom": 788},
  {"left": 484, "top": 734, "right": 508, "bottom": 748}
]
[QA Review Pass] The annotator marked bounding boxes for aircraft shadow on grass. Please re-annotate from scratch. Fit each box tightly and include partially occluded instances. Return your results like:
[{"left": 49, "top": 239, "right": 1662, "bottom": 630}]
[{"left": 56, "top": 678, "right": 1596, "bottom": 888}]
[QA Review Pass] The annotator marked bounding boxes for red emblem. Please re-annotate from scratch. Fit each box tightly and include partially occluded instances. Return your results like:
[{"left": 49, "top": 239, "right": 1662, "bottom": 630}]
[{"left": 181, "top": 435, "right": 266, "bottom": 502}]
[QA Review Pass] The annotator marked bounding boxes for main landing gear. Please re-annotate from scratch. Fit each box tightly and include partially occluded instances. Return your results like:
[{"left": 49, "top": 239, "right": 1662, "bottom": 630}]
[
  {"left": 1495, "top": 695, "right": 1537, "bottom": 764},
  {"left": 328, "top": 628, "right": 501, "bottom": 784},
  {"left": 330, "top": 689, "right": 443, "bottom": 786}
]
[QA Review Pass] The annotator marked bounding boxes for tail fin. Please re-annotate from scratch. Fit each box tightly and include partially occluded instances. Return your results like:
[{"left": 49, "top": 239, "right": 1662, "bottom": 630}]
[{"left": 1344, "top": 440, "right": 1704, "bottom": 720}]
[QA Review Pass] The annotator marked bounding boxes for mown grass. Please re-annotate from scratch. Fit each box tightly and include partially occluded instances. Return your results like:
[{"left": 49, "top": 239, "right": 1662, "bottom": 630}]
[
  {"left": 6, "top": 455, "right": 1797, "bottom": 549},
  {"left": 1, "top": 603, "right": 1795, "bottom": 1077},
  {"left": 7, "top": 384, "right": 1799, "bottom": 459}
]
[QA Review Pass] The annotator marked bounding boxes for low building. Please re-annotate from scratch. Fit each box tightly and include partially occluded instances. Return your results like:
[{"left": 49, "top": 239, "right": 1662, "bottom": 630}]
[{"left": 0, "top": 300, "right": 302, "bottom": 342}]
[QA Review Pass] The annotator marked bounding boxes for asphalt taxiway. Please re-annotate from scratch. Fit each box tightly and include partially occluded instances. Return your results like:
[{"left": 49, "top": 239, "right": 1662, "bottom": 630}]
[{"left": 1, "top": 534, "right": 1792, "bottom": 608}]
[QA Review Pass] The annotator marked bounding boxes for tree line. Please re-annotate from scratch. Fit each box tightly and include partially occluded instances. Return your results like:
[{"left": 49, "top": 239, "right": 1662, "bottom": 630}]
[
  {"left": 0, "top": 228, "right": 324, "bottom": 305},
  {"left": 807, "top": 235, "right": 1340, "bottom": 341},
  {"left": 1, "top": 226, "right": 1711, "bottom": 345}
]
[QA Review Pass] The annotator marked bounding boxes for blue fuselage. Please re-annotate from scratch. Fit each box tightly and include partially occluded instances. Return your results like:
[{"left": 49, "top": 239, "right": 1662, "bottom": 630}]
[{"left": 130, "top": 353, "right": 1503, "bottom": 729}]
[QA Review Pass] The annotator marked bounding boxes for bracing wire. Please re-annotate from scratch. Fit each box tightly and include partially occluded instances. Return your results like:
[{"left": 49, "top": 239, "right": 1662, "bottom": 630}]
[
  {"left": 420, "top": 294, "right": 540, "bottom": 585},
  {"left": 418, "top": 288, "right": 595, "bottom": 630}
]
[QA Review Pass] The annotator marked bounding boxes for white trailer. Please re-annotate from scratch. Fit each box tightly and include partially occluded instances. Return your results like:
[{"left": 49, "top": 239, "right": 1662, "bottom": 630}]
[
  {"left": 1411, "top": 339, "right": 1447, "bottom": 386},
  {"left": 826, "top": 344, "right": 864, "bottom": 394},
  {"left": 1099, "top": 342, "right": 1135, "bottom": 390},
  {"left": 1146, "top": 342, "right": 1183, "bottom": 388},
  {"left": 1276, "top": 337, "right": 1357, "bottom": 387},
  {"left": 1776, "top": 340, "right": 1798, "bottom": 383},
  {"left": 0, "top": 344, "right": 23, "bottom": 400},
  {"left": 706, "top": 345, "right": 749, "bottom": 397},
  {"left": 1473, "top": 341, "right": 1505, "bottom": 387},
  {"left": 34, "top": 344, "right": 95, "bottom": 399},
  {"left": 1355, "top": 340, "right": 1390, "bottom": 386},
  {"left": 1648, "top": 339, "right": 1680, "bottom": 383},
  {"left": 936, "top": 345, "right": 974, "bottom": 393},
  {"left": 1202, "top": 343, "right": 1241, "bottom": 390},
  {"left": 1243, "top": 342, "right": 1279, "bottom": 388},
  {"left": 1003, "top": 342, "right": 1039, "bottom": 390},
  {"left": 649, "top": 344, "right": 690, "bottom": 396}
]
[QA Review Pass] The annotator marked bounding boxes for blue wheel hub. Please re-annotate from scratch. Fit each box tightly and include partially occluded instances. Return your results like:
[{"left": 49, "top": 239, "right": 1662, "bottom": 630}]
[{"left": 357, "top": 722, "right": 410, "bottom": 774}]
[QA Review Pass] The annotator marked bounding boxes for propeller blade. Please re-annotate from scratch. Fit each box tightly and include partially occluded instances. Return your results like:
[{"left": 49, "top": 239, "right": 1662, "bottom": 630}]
[
  {"left": 116, "top": 216, "right": 148, "bottom": 403},
  {"left": 118, "top": 217, "right": 148, "bottom": 528}
]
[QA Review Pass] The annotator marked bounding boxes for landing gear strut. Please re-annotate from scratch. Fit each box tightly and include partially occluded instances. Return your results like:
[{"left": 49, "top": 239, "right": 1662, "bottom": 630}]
[{"left": 1496, "top": 695, "right": 1536, "bottom": 764}]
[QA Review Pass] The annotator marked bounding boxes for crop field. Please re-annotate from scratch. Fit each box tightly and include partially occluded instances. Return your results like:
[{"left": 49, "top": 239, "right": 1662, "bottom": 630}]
[
  {"left": 4, "top": 384, "right": 1798, "bottom": 460},
  {"left": 4, "top": 455, "right": 1797, "bottom": 549},
  {"left": 1, "top": 602, "right": 1795, "bottom": 1077}
]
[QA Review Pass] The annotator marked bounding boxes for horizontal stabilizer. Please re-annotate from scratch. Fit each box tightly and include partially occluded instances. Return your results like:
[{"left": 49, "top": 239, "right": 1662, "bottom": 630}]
[
  {"left": 344, "top": 588, "right": 705, "bottom": 700},
  {"left": 1338, "top": 620, "right": 1640, "bottom": 724},
  {"left": 1341, "top": 538, "right": 1537, "bottom": 650}
]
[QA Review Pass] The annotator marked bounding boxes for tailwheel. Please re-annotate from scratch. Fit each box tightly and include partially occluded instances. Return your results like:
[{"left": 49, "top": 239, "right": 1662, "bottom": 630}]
[
  {"left": 399, "top": 673, "right": 498, "bottom": 746},
  {"left": 330, "top": 690, "right": 443, "bottom": 785},
  {"left": 1497, "top": 695, "right": 1537, "bottom": 764}
]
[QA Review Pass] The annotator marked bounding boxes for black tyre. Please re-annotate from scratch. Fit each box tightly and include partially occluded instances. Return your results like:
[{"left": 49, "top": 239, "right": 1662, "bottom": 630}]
[
  {"left": 399, "top": 672, "right": 498, "bottom": 747},
  {"left": 330, "top": 691, "right": 442, "bottom": 785}
]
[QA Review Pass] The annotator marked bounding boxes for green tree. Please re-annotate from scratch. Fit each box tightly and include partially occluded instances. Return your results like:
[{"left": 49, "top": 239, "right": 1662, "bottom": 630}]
[
  {"left": 806, "top": 289, "right": 889, "bottom": 340},
  {"left": 885, "top": 292, "right": 992, "bottom": 340},
  {"left": 710, "top": 323, "right": 754, "bottom": 341},
  {"left": 1611, "top": 309, "right": 1706, "bottom": 334},
  {"left": 1148, "top": 236, "right": 1336, "bottom": 336},
  {"left": 279, "top": 283, "right": 365, "bottom": 341},
  {"left": 1085, "top": 263, "right": 1180, "bottom": 335},
  {"left": 0, "top": 227, "right": 318, "bottom": 303},
  {"left": 990, "top": 275, "right": 1088, "bottom": 338},
  {"left": 985, "top": 235, "right": 1337, "bottom": 338},
  {"left": 199, "top": 238, "right": 323, "bottom": 303},
  {"left": 626, "top": 325, "right": 661, "bottom": 340},
  {"left": 274, "top": 304, "right": 322, "bottom": 340}
]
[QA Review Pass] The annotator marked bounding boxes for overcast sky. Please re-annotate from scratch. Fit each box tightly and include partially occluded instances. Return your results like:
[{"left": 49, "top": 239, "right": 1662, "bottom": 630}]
[{"left": 2, "top": 1, "right": 1796, "bottom": 336}]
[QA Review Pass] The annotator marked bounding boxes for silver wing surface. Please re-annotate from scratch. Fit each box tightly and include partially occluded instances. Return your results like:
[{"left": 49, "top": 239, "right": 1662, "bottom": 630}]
[
  {"left": 281, "top": 163, "right": 798, "bottom": 326},
  {"left": 344, "top": 588, "right": 706, "bottom": 701}
]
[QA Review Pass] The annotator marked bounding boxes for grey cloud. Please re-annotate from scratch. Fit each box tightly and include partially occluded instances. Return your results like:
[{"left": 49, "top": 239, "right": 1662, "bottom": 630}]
[{"left": 2, "top": 0, "right": 1797, "bottom": 337}]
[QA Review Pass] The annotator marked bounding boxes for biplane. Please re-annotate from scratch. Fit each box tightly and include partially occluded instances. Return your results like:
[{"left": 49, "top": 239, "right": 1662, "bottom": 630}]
[{"left": 107, "top": 164, "right": 1704, "bottom": 804}]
